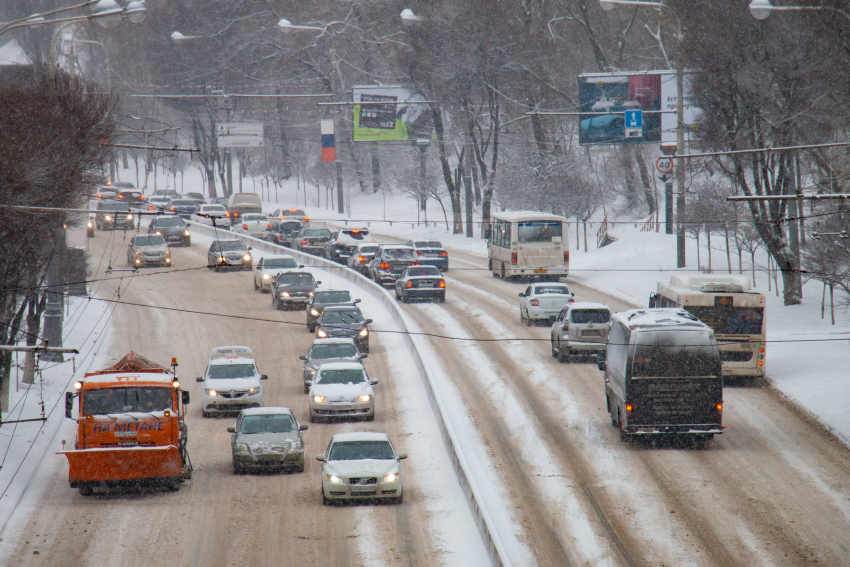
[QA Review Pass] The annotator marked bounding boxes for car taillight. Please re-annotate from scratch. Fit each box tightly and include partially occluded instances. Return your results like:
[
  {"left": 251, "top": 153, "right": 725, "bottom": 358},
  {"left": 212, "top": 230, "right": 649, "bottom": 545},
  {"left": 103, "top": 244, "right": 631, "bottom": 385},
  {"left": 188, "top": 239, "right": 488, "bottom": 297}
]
[
  {"left": 305, "top": 217, "right": 309, "bottom": 221},
  {"left": 170, "top": 207, "right": 174, "bottom": 210},
  {"left": 406, "top": 281, "right": 413, "bottom": 288},
  {"left": 380, "top": 263, "right": 390, "bottom": 269},
  {"left": 564, "top": 251, "right": 569, "bottom": 264},
  {"left": 716, "top": 402, "right": 723, "bottom": 419},
  {"left": 530, "top": 299, "right": 539, "bottom": 306},
  {"left": 439, "top": 251, "right": 447, "bottom": 256},
  {"left": 242, "top": 224, "right": 248, "bottom": 229},
  {"left": 438, "top": 280, "right": 445, "bottom": 288},
  {"left": 267, "top": 223, "right": 271, "bottom": 228},
  {"left": 415, "top": 251, "right": 422, "bottom": 256},
  {"left": 358, "top": 257, "right": 365, "bottom": 262},
  {"left": 626, "top": 403, "right": 634, "bottom": 421},
  {"left": 511, "top": 251, "right": 517, "bottom": 264}
]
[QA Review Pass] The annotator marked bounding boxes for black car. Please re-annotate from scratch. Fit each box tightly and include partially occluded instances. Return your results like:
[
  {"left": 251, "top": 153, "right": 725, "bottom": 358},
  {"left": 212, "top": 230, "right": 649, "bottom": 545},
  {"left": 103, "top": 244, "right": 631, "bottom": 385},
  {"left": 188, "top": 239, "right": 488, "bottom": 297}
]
[
  {"left": 95, "top": 200, "right": 134, "bottom": 230},
  {"left": 324, "top": 228, "right": 372, "bottom": 264},
  {"left": 265, "top": 220, "right": 303, "bottom": 248},
  {"left": 165, "top": 198, "right": 199, "bottom": 219},
  {"left": 315, "top": 306, "right": 372, "bottom": 353},
  {"left": 295, "top": 227, "right": 332, "bottom": 257},
  {"left": 148, "top": 215, "right": 191, "bottom": 246},
  {"left": 272, "top": 271, "right": 321, "bottom": 311},
  {"left": 395, "top": 265, "right": 446, "bottom": 303},
  {"left": 306, "top": 290, "right": 359, "bottom": 332}
]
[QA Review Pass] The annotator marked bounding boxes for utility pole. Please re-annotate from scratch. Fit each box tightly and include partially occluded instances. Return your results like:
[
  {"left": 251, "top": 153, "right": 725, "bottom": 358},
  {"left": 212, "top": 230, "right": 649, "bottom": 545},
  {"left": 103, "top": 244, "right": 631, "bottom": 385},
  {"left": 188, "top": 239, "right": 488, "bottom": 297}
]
[
  {"left": 41, "top": 234, "right": 65, "bottom": 363},
  {"left": 676, "top": 50, "right": 686, "bottom": 268},
  {"left": 1, "top": 346, "right": 78, "bottom": 414}
]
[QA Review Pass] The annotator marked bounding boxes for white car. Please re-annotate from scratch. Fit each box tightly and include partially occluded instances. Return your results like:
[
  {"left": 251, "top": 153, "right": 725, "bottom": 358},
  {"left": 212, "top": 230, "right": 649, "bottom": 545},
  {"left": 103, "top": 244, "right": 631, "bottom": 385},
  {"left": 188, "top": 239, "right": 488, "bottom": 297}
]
[
  {"left": 233, "top": 213, "right": 271, "bottom": 238},
  {"left": 253, "top": 254, "right": 300, "bottom": 292},
  {"left": 317, "top": 432, "right": 406, "bottom": 505},
  {"left": 550, "top": 302, "right": 612, "bottom": 362},
  {"left": 308, "top": 362, "right": 377, "bottom": 422},
  {"left": 147, "top": 196, "right": 171, "bottom": 211},
  {"left": 518, "top": 282, "right": 575, "bottom": 325},
  {"left": 191, "top": 204, "right": 229, "bottom": 226},
  {"left": 271, "top": 207, "right": 309, "bottom": 226},
  {"left": 196, "top": 346, "right": 268, "bottom": 417}
]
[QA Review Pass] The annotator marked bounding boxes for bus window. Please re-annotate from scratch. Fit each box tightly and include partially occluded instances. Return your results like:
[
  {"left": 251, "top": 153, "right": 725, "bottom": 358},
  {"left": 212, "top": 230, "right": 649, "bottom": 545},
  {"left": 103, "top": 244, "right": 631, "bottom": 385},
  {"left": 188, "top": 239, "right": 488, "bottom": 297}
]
[
  {"left": 685, "top": 305, "right": 763, "bottom": 335},
  {"left": 517, "top": 221, "right": 562, "bottom": 243}
]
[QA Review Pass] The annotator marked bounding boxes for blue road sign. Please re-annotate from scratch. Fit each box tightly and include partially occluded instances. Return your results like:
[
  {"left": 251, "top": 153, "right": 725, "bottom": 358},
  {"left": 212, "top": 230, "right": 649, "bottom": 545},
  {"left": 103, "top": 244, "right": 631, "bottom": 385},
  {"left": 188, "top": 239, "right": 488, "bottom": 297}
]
[{"left": 625, "top": 109, "right": 643, "bottom": 129}]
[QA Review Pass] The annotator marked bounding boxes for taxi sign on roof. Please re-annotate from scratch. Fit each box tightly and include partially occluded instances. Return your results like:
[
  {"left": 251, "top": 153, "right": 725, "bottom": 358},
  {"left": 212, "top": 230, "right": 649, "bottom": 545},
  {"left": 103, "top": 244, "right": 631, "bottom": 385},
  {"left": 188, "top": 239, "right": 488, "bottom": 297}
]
[{"left": 209, "top": 346, "right": 254, "bottom": 359}]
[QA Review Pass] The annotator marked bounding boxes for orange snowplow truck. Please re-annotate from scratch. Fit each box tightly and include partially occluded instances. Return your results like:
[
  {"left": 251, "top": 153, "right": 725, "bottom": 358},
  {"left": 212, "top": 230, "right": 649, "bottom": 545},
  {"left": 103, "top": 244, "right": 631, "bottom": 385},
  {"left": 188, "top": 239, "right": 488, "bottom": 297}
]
[{"left": 59, "top": 352, "right": 192, "bottom": 495}]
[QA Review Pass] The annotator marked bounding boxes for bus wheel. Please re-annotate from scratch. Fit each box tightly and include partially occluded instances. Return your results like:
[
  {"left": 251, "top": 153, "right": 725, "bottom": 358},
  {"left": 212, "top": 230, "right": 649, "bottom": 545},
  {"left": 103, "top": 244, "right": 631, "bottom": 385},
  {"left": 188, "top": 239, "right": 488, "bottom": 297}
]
[
  {"left": 500, "top": 264, "right": 506, "bottom": 279},
  {"left": 608, "top": 397, "right": 618, "bottom": 428}
]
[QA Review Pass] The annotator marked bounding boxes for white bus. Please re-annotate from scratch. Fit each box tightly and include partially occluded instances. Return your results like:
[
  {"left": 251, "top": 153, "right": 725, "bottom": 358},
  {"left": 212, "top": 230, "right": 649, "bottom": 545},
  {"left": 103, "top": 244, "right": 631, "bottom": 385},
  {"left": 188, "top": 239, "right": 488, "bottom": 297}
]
[
  {"left": 649, "top": 275, "right": 765, "bottom": 379},
  {"left": 486, "top": 211, "right": 569, "bottom": 281}
]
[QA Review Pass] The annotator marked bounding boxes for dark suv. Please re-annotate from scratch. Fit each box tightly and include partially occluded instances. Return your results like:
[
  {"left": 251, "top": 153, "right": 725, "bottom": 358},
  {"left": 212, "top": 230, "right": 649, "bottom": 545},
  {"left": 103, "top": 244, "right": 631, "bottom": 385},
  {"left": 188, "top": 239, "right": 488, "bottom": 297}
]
[
  {"left": 95, "top": 200, "right": 134, "bottom": 231},
  {"left": 295, "top": 228, "right": 332, "bottom": 257},
  {"left": 148, "top": 215, "right": 191, "bottom": 246}
]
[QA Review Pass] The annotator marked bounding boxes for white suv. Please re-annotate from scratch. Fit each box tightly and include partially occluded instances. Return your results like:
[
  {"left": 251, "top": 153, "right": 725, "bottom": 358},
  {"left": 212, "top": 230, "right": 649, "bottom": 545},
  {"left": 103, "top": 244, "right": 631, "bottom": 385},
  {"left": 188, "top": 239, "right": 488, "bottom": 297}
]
[{"left": 197, "top": 346, "right": 268, "bottom": 417}]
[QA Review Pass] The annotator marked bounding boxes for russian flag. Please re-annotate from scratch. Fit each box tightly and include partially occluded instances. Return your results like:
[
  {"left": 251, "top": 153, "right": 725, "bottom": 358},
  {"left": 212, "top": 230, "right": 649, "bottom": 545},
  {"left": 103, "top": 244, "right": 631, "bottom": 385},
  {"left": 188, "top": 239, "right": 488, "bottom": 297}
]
[{"left": 321, "top": 119, "right": 335, "bottom": 162}]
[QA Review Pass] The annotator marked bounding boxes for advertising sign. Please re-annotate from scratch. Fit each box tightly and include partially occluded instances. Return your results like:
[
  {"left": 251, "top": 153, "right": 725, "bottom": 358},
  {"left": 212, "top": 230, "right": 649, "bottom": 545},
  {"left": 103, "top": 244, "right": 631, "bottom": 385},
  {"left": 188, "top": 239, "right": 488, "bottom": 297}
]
[
  {"left": 578, "top": 72, "right": 701, "bottom": 146},
  {"left": 352, "top": 85, "right": 435, "bottom": 142},
  {"left": 217, "top": 122, "right": 264, "bottom": 147}
]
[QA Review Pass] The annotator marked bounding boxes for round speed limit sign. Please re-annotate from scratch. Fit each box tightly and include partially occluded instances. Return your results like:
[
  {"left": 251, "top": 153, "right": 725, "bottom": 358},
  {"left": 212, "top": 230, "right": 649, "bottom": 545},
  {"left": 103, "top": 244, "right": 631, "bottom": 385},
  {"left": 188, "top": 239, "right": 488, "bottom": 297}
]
[{"left": 656, "top": 157, "right": 674, "bottom": 174}]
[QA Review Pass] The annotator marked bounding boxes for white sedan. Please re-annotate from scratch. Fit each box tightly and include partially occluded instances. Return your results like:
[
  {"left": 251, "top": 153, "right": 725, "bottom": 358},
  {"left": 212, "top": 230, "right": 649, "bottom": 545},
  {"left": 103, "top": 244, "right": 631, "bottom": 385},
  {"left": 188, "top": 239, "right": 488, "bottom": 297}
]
[
  {"left": 253, "top": 254, "right": 300, "bottom": 292},
  {"left": 518, "top": 282, "right": 575, "bottom": 326},
  {"left": 308, "top": 362, "right": 377, "bottom": 422},
  {"left": 317, "top": 432, "right": 406, "bottom": 505},
  {"left": 233, "top": 213, "right": 271, "bottom": 238},
  {"left": 190, "top": 204, "right": 230, "bottom": 226}
]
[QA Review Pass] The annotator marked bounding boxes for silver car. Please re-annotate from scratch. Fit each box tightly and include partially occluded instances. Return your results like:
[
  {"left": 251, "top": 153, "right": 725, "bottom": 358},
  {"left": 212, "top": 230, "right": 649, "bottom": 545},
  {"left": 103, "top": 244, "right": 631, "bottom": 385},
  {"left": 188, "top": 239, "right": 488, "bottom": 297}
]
[
  {"left": 126, "top": 234, "right": 171, "bottom": 267},
  {"left": 228, "top": 407, "right": 307, "bottom": 474},
  {"left": 550, "top": 302, "right": 612, "bottom": 363},
  {"left": 208, "top": 239, "right": 253, "bottom": 271},
  {"left": 308, "top": 362, "right": 377, "bottom": 422},
  {"left": 300, "top": 338, "right": 367, "bottom": 393},
  {"left": 318, "top": 432, "right": 406, "bottom": 505}
]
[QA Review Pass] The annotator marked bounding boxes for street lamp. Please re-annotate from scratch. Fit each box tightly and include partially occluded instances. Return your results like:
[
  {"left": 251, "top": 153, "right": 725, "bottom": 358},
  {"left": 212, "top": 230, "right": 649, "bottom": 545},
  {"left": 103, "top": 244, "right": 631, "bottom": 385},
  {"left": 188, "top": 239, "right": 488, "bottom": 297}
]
[
  {"left": 400, "top": 9, "right": 425, "bottom": 25},
  {"left": 72, "top": 38, "right": 112, "bottom": 89},
  {"left": 749, "top": 0, "right": 850, "bottom": 22}
]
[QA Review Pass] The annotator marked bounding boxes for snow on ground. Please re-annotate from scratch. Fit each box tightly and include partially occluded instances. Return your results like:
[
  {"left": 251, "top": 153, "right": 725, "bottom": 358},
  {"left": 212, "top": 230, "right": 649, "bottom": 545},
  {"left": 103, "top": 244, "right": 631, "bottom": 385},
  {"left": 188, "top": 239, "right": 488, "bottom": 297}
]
[{"left": 0, "top": 294, "right": 114, "bottom": 535}]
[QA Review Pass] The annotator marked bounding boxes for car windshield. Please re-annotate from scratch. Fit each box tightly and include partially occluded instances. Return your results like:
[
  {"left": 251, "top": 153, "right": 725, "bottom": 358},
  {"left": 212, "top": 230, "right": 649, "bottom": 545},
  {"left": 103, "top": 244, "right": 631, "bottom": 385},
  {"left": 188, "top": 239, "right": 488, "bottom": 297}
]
[
  {"left": 310, "top": 343, "right": 358, "bottom": 359},
  {"left": 277, "top": 273, "right": 315, "bottom": 285},
  {"left": 303, "top": 228, "right": 331, "bottom": 237},
  {"left": 264, "top": 258, "right": 297, "bottom": 269},
  {"left": 631, "top": 330, "right": 720, "bottom": 378},
  {"left": 156, "top": 218, "right": 184, "bottom": 227},
  {"left": 208, "top": 363, "right": 255, "bottom": 379},
  {"left": 570, "top": 309, "right": 611, "bottom": 324},
  {"left": 284, "top": 209, "right": 305, "bottom": 216},
  {"left": 281, "top": 222, "right": 302, "bottom": 231},
  {"left": 317, "top": 368, "right": 367, "bottom": 385},
  {"left": 321, "top": 310, "right": 364, "bottom": 324},
  {"left": 83, "top": 387, "right": 172, "bottom": 415},
  {"left": 329, "top": 440, "right": 394, "bottom": 461},
  {"left": 170, "top": 200, "right": 195, "bottom": 207},
  {"left": 407, "top": 267, "right": 440, "bottom": 277},
  {"left": 517, "top": 221, "right": 563, "bottom": 243},
  {"left": 219, "top": 241, "right": 247, "bottom": 252},
  {"left": 359, "top": 246, "right": 379, "bottom": 254},
  {"left": 134, "top": 236, "right": 166, "bottom": 246},
  {"left": 535, "top": 286, "right": 571, "bottom": 295},
  {"left": 416, "top": 241, "right": 443, "bottom": 248},
  {"left": 100, "top": 203, "right": 130, "bottom": 211},
  {"left": 385, "top": 249, "right": 415, "bottom": 260},
  {"left": 341, "top": 230, "right": 367, "bottom": 240},
  {"left": 239, "top": 414, "right": 295, "bottom": 434},
  {"left": 314, "top": 291, "right": 352, "bottom": 303}
]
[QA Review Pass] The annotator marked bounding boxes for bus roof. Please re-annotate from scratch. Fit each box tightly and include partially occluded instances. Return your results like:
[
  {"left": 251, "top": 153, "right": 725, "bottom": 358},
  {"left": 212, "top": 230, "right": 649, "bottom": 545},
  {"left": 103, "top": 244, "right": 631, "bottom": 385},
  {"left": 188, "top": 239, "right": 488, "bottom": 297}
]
[
  {"left": 667, "top": 274, "right": 754, "bottom": 293},
  {"left": 490, "top": 211, "right": 569, "bottom": 223},
  {"left": 615, "top": 308, "right": 708, "bottom": 330}
]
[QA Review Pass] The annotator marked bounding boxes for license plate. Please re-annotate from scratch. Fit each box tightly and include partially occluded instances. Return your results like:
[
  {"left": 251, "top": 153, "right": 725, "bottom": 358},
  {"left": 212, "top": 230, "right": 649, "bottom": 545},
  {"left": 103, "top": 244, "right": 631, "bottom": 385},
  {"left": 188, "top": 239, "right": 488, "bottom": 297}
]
[
  {"left": 350, "top": 486, "right": 375, "bottom": 493},
  {"left": 534, "top": 269, "right": 547, "bottom": 274}
]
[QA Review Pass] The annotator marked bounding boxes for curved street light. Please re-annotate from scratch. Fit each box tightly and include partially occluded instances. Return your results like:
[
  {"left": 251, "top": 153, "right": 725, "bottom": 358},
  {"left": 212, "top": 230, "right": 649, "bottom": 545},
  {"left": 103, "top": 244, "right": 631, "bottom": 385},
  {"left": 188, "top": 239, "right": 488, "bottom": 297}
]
[
  {"left": 400, "top": 9, "right": 424, "bottom": 25},
  {"left": 748, "top": 0, "right": 850, "bottom": 23}
]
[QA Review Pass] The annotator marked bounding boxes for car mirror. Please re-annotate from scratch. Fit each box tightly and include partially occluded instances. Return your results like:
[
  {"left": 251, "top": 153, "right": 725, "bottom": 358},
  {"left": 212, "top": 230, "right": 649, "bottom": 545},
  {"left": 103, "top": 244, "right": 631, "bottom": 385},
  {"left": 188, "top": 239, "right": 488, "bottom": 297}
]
[
  {"left": 247, "top": 247, "right": 253, "bottom": 251},
  {"left": 261, "top": 374, "right": 268, "bottom": 380},
  {"left": 354, "top": 299, "right": 361, "bottom": 304},
  {"left": 195, "top": 377, "right": 204, "bottom": 382},
  {"left": 181, "top": 391, "right": 190, "bottom": 405},
  {"left": 360, "top": 354, "right": 368, "bottom": 359},
  {"left": 227, "top": 427, "right": 235, "bottom": 433},
  {"left": 299, "top": 424, "right": 308, "bottom": 431},
  {"left": 305, "top": 380, "right": 312, "bottom": 386},
  {"left": 370, "top": 379, "right": 378, "bottom": 385},
  {"left": 255, "top": 265, "right": 260, "bottom": 270},
  {"left": 597, "top": 349, "right": 607, "bottom": 372},
  {"left": 299, "top": 355, "right": 307, "bottom": 361},
  {"left": 65, "top": 391, "right": 74, "bottom": 419},
  {"left": 397, "top": 452, "right": 408, "bottom": 460},
  {"left": 518, "top": 292, "right": 524, "bottom": 297},
  {"left": 316, "top": 281, "right": 322, "bottom": 285},
  {"left": 316, "top": 454, "right": 326, "bottom": 462},
  {"left": 299, "top": 264, "right": 304, "bottom": 268},
  {"left": 365, "top": 319, "right": 373, "bottom": 324}
]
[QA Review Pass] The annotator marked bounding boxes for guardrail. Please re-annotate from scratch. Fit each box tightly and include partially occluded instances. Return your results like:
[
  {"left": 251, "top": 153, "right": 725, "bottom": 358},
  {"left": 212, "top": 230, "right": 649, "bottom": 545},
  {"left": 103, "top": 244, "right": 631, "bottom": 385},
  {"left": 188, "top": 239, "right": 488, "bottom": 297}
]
[{"left": 187, "top": 222, "right": 510, "bottom": 567}]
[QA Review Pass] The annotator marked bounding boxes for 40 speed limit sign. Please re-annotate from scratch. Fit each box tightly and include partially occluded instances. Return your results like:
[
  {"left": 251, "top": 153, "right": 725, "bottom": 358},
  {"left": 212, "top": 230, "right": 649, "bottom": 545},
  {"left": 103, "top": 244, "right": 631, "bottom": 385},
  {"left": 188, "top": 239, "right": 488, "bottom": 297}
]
[{"left": 656, "top": 156, "right": 674, "bottom": 174}]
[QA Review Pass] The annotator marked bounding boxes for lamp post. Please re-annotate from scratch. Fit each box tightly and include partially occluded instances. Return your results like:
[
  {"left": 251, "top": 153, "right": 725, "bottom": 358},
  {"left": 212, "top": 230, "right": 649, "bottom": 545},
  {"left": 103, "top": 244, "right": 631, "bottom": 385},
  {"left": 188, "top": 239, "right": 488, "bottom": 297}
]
[
  {"left": 749, "top": 0, "right": 850, "bottom": 22},
  {"left": 70, "top": 38, "right": 112, "bottom": 89},
  {"left": 599, "top": 0, "right": 686, "bottom": 267}
]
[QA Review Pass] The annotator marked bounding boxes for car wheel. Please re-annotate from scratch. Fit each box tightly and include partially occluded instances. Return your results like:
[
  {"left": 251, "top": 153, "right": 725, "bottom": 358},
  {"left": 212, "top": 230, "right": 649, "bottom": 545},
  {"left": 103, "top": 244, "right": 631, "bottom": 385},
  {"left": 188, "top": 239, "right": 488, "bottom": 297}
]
[
  {"left": 214, "top": 265, "right": 220, "bottom": 272},
  {"left": 185, "top": 239, "right": 191, "bottom": 247},
  {"left": 307, "top": 325, "right": 314, "bottom": 333},
  {"left": 304, "top": 384, "right": 310, "bottom": 394},
  {"left": 322, "top": 488, "right": 331, "bottom": 506},
  {"left": 202, "top": 411, "right": 210, "bottom": 418},
  {"left": 520, "top": 308, "right": 526, "bottom": 324},
  {"left": 394, "top": 491, "right": 404, "bottom": 505},
  {"left": 500, "top": 264, "right": 506, "bottom": 279},
  {"left": 401, "top": 293, "right": 408, "bottom": 304},
  {"left": 310, "top": 414, "right": 318, "bottom": 423},
  {"left": 551, "top": 340, "right": 558, "bottom": 358},
  {"left": 526, "top": 311, "right": 533, "bottom": 327},
  {"left": 253, "top": 279, "right": 259, "bottom": 291},
  {"left": 294, "top": 462, "right": 305, "bottom": 473}
]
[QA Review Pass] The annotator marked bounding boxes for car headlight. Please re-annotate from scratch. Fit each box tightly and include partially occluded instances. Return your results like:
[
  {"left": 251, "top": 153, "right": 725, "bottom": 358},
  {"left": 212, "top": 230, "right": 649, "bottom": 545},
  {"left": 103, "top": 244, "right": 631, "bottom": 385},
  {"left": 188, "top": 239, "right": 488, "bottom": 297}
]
[
  {"left": 206, "top": 389, "right": 217, "bottom": 397},
  {"left": 263, "top": 274, "right": 272, "bottom": 280},
  {"left": 104, "top": 215, "right": 112, "bottom": 221},
  {"left": 307, "top": 368, "right": 316, "bottom": 376},
  {"left": 165, "top": 257, "right": 171, "bottom": 263},
  {"left": 235, "top": 443, "right": 248, "bottom": 451},
  {"left": 219, "top": 256, "right": 225, "bottom": 262},
  {"left": 248, "top": 387, "right": 260, "bottom": 394},
  {"left": 312, "top": 395, "right": 325, "bottom": 403},
  {"left": 317, "top": 329, "right": 328, "bottom": 338},
  {"left": 327, "top": 475, "right": 343, "bottom": 484},
  {"left": 126, "top": 214, "right": 134, "bottom": 220},
  {"left": 243, "top": 254, "right": 252, "bottom": 261},
  {"left": 308, "top": 291, "right": 314, "bottom": 297},
  {"left": 155, "top": 231, "right": 162, "bottom": 235},
  {"left": 184, "top": 230, "right": 190, "bottom": 236},
  {"left": 87, "top": 221, "right": 93, "bottom": 228},
  {"left": 359, "top": 328, "right": 368, "bottom": 337},
  {"left": 310, "top": 308, "right": 319, "bottom": 317},
  {"left": 281, "top": 291, "right": 290, "bottom": 297},
  {"left": 359, "top": 394, "right": 371, "bottom": 402},
  {"left": 135, "top": 251, "right": 142, "bottom": 255},
  {"left": 383, "top": 472, "right": 399, "bottom": 483}
]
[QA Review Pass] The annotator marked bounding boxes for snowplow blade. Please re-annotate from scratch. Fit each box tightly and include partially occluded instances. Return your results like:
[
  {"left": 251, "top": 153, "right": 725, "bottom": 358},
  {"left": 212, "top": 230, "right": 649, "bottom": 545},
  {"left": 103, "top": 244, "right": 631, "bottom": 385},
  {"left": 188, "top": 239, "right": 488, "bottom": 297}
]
[{"left": 59, "top": 445, "right": 183, "bottom": 484}]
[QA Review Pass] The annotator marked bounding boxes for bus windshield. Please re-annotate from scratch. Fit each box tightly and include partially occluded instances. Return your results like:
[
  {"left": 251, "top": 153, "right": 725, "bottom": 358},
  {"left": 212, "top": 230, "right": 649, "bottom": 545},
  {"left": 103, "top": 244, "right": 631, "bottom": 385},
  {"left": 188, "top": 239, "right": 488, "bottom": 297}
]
[
  {"left": 685, "top": 306, "right": 764, "bottom": 335},
  {"left": 517, "top": 221, "right": 562, "bottom": 243},
  {"left": 631, "top": 330, "right": 720, "bottom": 378}
]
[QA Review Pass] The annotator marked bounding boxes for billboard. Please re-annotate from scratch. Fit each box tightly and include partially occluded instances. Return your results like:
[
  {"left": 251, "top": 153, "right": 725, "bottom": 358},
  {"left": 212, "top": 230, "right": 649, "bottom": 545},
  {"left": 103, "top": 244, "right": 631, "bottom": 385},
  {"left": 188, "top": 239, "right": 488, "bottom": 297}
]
[
  {"left": 352, "top": 86, "right": 434, "bottom": 142},
  {"left": 578, "top": 72, "right": 701, "bottom": 146}
]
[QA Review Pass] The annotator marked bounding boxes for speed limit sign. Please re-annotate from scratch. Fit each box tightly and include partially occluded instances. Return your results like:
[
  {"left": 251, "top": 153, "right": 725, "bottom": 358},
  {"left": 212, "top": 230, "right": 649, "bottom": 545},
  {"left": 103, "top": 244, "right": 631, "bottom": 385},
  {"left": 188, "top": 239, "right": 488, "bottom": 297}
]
[{"left": 656, "top": 156, "right": 674, "bottom": 174}]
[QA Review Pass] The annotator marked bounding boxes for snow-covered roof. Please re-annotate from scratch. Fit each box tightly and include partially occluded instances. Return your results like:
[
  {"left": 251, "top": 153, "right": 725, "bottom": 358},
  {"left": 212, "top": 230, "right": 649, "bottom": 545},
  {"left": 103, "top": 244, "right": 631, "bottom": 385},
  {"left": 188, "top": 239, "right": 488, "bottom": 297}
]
[
  {"left": 0, "top": 39, "right": 33, "bottom": 66},
  {"left": 209, "top": 346, "right": 253, "bottom": 360},
  {"left": 491, "top": 211, "right": 569, "bottom": 223},
  {"left": 668, "top": 274, "right": 753, "bottom": 292},
  {"left": 615, "top": 308, "right": 706, "bottom": 329},
  {"left": 311, "top": 337, "right": 358, "bottom": 345},
  {"left": 331, "top": 431, "right": 390, "bottom": 443},
  {"left": 317, "top": 361, "right": 367, "bottom": 371},
  {"left": 568, "top": 302, "right": 611, "bottom": 311},
  {"left": 322, "top": 305, "right": 360, "bottom": 312},
  {"left": 83, "top": 372, "right": 175, "bottom": 385},
  {"left": 239, "top": 406, "right": 294, "bottom": 416},
  {"left": 264, "top": 254, "right": 295, "bottom": 260}
]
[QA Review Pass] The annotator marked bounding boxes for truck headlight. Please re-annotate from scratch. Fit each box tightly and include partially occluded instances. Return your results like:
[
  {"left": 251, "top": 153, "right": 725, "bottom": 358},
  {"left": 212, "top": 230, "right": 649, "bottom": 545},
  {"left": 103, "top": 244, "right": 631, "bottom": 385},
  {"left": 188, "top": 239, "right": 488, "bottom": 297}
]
[
  {"left": 359, "top": 394, "right": 371, "bottom": 402},
  {"left": 359, "top": 328, "right": 368, "bottom": 337}
]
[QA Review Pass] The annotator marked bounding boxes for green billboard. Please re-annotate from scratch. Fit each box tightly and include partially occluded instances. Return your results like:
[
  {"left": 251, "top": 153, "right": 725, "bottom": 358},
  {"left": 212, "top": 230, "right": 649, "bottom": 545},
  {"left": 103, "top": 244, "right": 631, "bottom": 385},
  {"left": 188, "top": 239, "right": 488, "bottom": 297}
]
[{"left": 352, "top": 86, "right": 435, "bottom": 142}]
